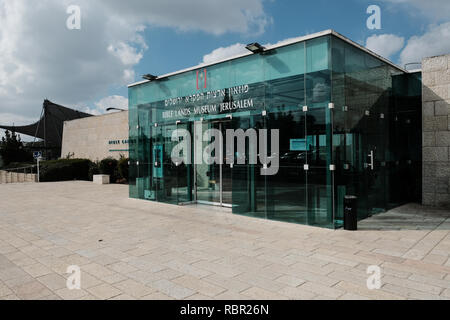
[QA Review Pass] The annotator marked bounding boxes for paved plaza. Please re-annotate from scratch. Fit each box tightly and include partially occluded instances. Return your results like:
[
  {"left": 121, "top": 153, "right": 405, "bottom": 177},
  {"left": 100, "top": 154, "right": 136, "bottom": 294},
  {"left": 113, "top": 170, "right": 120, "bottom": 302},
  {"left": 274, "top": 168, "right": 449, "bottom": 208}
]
[{"left": 0, "top": 181, "right": 450, "bottom": 300}]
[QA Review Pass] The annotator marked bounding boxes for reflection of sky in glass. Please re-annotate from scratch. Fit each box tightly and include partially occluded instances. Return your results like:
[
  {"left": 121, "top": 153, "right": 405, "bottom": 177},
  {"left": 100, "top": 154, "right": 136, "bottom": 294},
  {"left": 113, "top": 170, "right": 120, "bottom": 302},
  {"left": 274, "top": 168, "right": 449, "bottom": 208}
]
[{"left": 130, "top": 36, "right": 331, "bottom": 107}]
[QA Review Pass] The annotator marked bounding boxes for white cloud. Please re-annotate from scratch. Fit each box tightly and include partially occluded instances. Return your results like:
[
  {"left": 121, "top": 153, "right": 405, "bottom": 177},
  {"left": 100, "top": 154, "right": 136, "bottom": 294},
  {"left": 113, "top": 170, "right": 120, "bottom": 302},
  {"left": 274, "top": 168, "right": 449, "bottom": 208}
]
[
  {"left": 201, "top": 43, "right": 249, "bottom": 64},
  {"left": 269, "top": 37, "right": 305, "bottom": 47},
  {"left": 364, "top": 1, "right": 450, "bottom": 66},
  {"left": 0, "top": 0, "right": 270, "bottom": 126},
  {"left": 0, "top": 0, "right": 146, "bottom": 124},
  {"left": 200, "top": 24, "right": 449, "bottom": 77},
  {"left": 0, "top": 113, "right": 36, "bottom": 127},
  {"left": 79, "top": 95, "right": 128, "bottom": 115},
  {"left": 102, "top": 0, "right": 270, "bottom": 36},
  {"left": 380, "top": 0, "right": 450, "bottom": 21},
  {"left": 0, "top": 113, "right": 38, "bottom": 142},
  {"left": 400, "top": 22, "right": 450, "bottom": 66},
  {"left": 95, "top": 95, "right": 128, "bottom": 113},
  {"left": 108, "top": 42, "right": 144, "bottom": 66},
  {"left": 365, "top": 34, "right": 405, "bottom": 59},
  {"left": 200, "top": 37, "right": 301, "bottom": 65}
]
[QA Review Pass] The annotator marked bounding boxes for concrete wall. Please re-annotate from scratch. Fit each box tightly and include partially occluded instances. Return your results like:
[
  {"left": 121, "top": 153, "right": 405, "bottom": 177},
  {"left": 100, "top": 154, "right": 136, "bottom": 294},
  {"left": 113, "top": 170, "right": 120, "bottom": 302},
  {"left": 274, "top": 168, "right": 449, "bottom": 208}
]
[
  {"left": 61, "top": 111, "right": 129, "bottom": 161},
  {"left": 422, "top": 53, "right": 450, "bottom": 207},
  {"left": 0, "top": 170, "right": 37, "bottom": 184}
]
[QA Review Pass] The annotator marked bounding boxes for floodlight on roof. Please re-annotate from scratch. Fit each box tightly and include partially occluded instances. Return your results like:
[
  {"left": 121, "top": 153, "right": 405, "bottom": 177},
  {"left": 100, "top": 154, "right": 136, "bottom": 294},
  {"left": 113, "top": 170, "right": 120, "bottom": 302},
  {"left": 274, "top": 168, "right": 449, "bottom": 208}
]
[
  {"left": 142, "top": 74, "right": 158, "bottom": 81},
  {"left": 245, "top": 42, "right": 265, "bottom": 53}
]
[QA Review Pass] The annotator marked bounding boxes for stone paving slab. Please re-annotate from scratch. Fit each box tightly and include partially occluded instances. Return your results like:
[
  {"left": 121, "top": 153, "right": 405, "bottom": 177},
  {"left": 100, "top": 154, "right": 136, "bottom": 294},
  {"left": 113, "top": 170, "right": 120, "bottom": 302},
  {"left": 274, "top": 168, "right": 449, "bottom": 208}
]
[{"left": 0, "top": 181, "right": 450, "bottom": 300}]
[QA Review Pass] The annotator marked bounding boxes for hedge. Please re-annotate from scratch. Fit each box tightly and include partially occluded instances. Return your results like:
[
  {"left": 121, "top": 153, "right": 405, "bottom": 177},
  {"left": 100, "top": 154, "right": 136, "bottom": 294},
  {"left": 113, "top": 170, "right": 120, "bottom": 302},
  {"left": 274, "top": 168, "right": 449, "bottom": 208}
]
[
  {"left": 39, "top": 159, "right": 92, "bottom": 182},
  {"left": 118, "top": 157, "right": 129, "bottom": 182},
  {"left": 99, "top": 157, "right": 119, "bottom": 183}
]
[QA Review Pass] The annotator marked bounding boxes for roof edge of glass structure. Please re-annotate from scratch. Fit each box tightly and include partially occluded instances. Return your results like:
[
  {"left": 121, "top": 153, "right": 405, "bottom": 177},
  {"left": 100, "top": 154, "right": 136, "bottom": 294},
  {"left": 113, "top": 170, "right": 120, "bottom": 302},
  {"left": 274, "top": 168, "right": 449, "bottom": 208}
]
[{"left": 128, "top": 29, "right": 409, "bottom": 88}]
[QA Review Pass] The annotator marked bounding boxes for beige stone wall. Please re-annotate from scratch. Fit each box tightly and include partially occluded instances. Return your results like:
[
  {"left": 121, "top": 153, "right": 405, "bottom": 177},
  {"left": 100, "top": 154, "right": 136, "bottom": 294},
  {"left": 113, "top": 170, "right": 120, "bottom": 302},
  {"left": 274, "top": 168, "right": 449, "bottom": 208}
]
[
  {"left": 0, "top": 170, "right": 37, "bottom": 184},
  {"left": 61, "top": 111, "right": 129, "bottom": 161},
  {"left": 422, "top": 54, "right": 450, "bottom": 207}
]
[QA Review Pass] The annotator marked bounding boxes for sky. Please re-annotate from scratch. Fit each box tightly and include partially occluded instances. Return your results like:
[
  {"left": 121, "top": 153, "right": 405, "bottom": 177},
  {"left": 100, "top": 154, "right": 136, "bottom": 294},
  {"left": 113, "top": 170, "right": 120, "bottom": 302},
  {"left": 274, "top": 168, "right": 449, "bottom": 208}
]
[{"left": 1, "top": 0, "right": 450, "bottom": 140}]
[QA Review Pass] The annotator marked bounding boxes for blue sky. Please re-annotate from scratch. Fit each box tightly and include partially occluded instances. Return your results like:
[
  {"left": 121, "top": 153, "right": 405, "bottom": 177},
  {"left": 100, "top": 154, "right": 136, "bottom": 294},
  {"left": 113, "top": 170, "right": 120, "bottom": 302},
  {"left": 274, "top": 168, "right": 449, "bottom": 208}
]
[
  {"left": 103, "top": 0, "right": 450, "bottom": 103},
  {"left": 134, "top": 0, "right": 437, "bottom": 78},
  {"left": 0, "top": 0, "right": 449, "bottom": 140}
]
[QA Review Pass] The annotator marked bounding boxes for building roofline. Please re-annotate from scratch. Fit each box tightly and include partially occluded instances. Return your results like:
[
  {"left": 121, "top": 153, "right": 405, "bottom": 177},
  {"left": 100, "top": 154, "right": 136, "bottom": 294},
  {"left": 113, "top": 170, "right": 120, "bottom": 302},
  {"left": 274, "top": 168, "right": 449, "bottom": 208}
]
[
  {"left": 128, "top": 29, "right": 407, "bottom": 88},
  {"left": 329, "top": 30, "right": 408, "bottom": 73},
  {"left": 63, "top": 110, "right": 128, "bottom": 125}
]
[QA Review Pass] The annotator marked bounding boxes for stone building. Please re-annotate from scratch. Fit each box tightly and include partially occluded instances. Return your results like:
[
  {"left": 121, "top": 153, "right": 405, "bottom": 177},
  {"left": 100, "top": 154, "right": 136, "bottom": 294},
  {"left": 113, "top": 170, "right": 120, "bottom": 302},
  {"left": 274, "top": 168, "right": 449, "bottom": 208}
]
[
  {"left": 422, "top": 54, "right": 450, "bottom": 207},
  {"left": 61, "top": 110, "right": 129, "bottom": 161}
]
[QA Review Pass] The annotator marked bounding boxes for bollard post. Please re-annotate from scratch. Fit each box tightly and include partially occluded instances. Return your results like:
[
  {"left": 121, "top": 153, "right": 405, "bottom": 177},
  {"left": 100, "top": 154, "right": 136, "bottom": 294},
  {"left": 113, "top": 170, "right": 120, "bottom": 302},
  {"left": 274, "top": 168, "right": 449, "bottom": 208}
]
[
  {"left": 344, "top": 195, "right": 358, "bottom": 231},
  {"left": 37, "top": 157, "right": 40, "bottom": 183}
]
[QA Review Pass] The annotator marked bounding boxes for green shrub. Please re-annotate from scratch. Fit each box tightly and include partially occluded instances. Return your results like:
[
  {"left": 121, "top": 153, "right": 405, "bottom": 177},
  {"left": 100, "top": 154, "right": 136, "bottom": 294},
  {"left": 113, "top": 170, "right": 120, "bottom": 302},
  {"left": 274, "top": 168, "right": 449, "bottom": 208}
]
[
  {"left": 99, "top": 157, "right": 119, "bottom": 182},
  {"left": 118, "top": 157, "right": 129, "bottom": 182},
  {"left": 88, "top": 161, "right": 100, "bottom": 181},
  {"left": 39, "top": 159, "right": 92, "bottom": 182},
  {"left": 0, "top": 130, "right": 33, "bottom": 166}
]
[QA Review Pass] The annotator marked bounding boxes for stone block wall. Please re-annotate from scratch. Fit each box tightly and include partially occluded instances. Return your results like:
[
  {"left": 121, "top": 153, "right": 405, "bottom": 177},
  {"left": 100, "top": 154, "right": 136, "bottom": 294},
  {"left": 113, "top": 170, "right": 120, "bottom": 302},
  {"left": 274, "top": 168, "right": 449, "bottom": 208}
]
[
  {"left": 0, "top": 171, "right": 37, "bottom": 184},
  {"left": 422, "top": 54, "right": 450, "bottom": 207},
  {"left": 61, "top": 111, "right": 129, "bottom": 161}
]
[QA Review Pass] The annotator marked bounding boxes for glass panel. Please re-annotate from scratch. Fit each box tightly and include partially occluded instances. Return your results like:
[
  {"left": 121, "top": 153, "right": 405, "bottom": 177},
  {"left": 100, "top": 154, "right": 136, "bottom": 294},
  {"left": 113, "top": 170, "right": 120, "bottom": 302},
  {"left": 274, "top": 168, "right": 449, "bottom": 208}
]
[
  {"left": 265, "top": 42, "right": 305, "bottom": 79},
  {"left": 305, "top": 107, "right": 333, "bottom": 227},
  {"left": 221, "top": 121, "right": 233, "bottom": 206},
  {"left": 305, "top": 35, "right": 331, "bottom": 128},
  {"left": 266, "top": 110, "right": 307, "bottom": 224},
  {"left": 129, "top": 33, "right": 423, "bottom": 229},
  {"left": 391, "top": 72, "right": 422, "bottom": 205},
  {"left": 194, "top": 121, "right": 221, "bottom": 205},
  {"left": 129, "top": 34, "right": 338, "bottom": 228},
  {"left": 306, "top": 168, "right": 333, "bottom": 227},
  {"left": 173, "top": 122, "right": 194, "bottom": 203},
  {"left": 330, "top": 35, "right": 421, "bottom": 223},
  {"left": 306, "top": 37, "right": 330, "bottom": 73},
  {"left": 128, "top": 105, "right": 138, "bottom": 199},
  {"left": 231, "top": 115, "right": 266, "bottom": 218}
]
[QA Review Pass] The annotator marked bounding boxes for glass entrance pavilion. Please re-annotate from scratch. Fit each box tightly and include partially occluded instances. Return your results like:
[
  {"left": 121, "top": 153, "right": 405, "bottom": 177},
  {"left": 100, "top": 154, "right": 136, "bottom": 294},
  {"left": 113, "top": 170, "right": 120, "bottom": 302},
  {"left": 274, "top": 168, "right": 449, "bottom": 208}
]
[{"left": 128, "top": 30, "right": 422, "bottom": 229}]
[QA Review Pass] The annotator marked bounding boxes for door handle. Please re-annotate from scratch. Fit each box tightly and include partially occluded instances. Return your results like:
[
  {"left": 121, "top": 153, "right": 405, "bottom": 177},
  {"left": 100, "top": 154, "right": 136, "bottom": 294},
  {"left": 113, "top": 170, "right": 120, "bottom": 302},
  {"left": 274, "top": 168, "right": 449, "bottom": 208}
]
[{"left": 368, "top": 150, "right": 374, "bottom": 170}]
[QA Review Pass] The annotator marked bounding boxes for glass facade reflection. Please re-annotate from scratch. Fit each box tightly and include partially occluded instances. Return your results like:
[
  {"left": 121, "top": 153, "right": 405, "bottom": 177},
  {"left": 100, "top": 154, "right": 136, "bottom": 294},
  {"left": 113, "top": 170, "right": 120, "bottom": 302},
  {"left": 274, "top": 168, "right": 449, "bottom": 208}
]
[{"left": 128, "top": 31, "right": 422, "bottom": 229}]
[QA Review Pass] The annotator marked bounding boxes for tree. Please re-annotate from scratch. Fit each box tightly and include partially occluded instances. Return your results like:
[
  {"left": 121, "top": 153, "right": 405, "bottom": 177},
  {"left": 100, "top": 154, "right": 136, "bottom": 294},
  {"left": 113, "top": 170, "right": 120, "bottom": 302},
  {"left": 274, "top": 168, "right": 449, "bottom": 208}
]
[{"left": 0, "top": 130, "right": 33, "bottom": 166}]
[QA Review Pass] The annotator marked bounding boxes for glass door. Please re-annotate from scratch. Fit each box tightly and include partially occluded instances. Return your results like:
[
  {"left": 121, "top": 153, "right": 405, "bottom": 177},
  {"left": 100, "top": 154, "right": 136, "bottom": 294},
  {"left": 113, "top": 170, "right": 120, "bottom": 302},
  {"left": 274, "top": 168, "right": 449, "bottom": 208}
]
[
  {"left": 361, "top": 111, "right": 387, "bottom": 216},
  {"left": 333, "top": 106, "right": 388, "bottom": 222},
  {"left": 147, "top": 122, "right": 193, "bottom": 205},
  {"left": 194, "top": 119, "right": 232, "bottom": 207}
]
